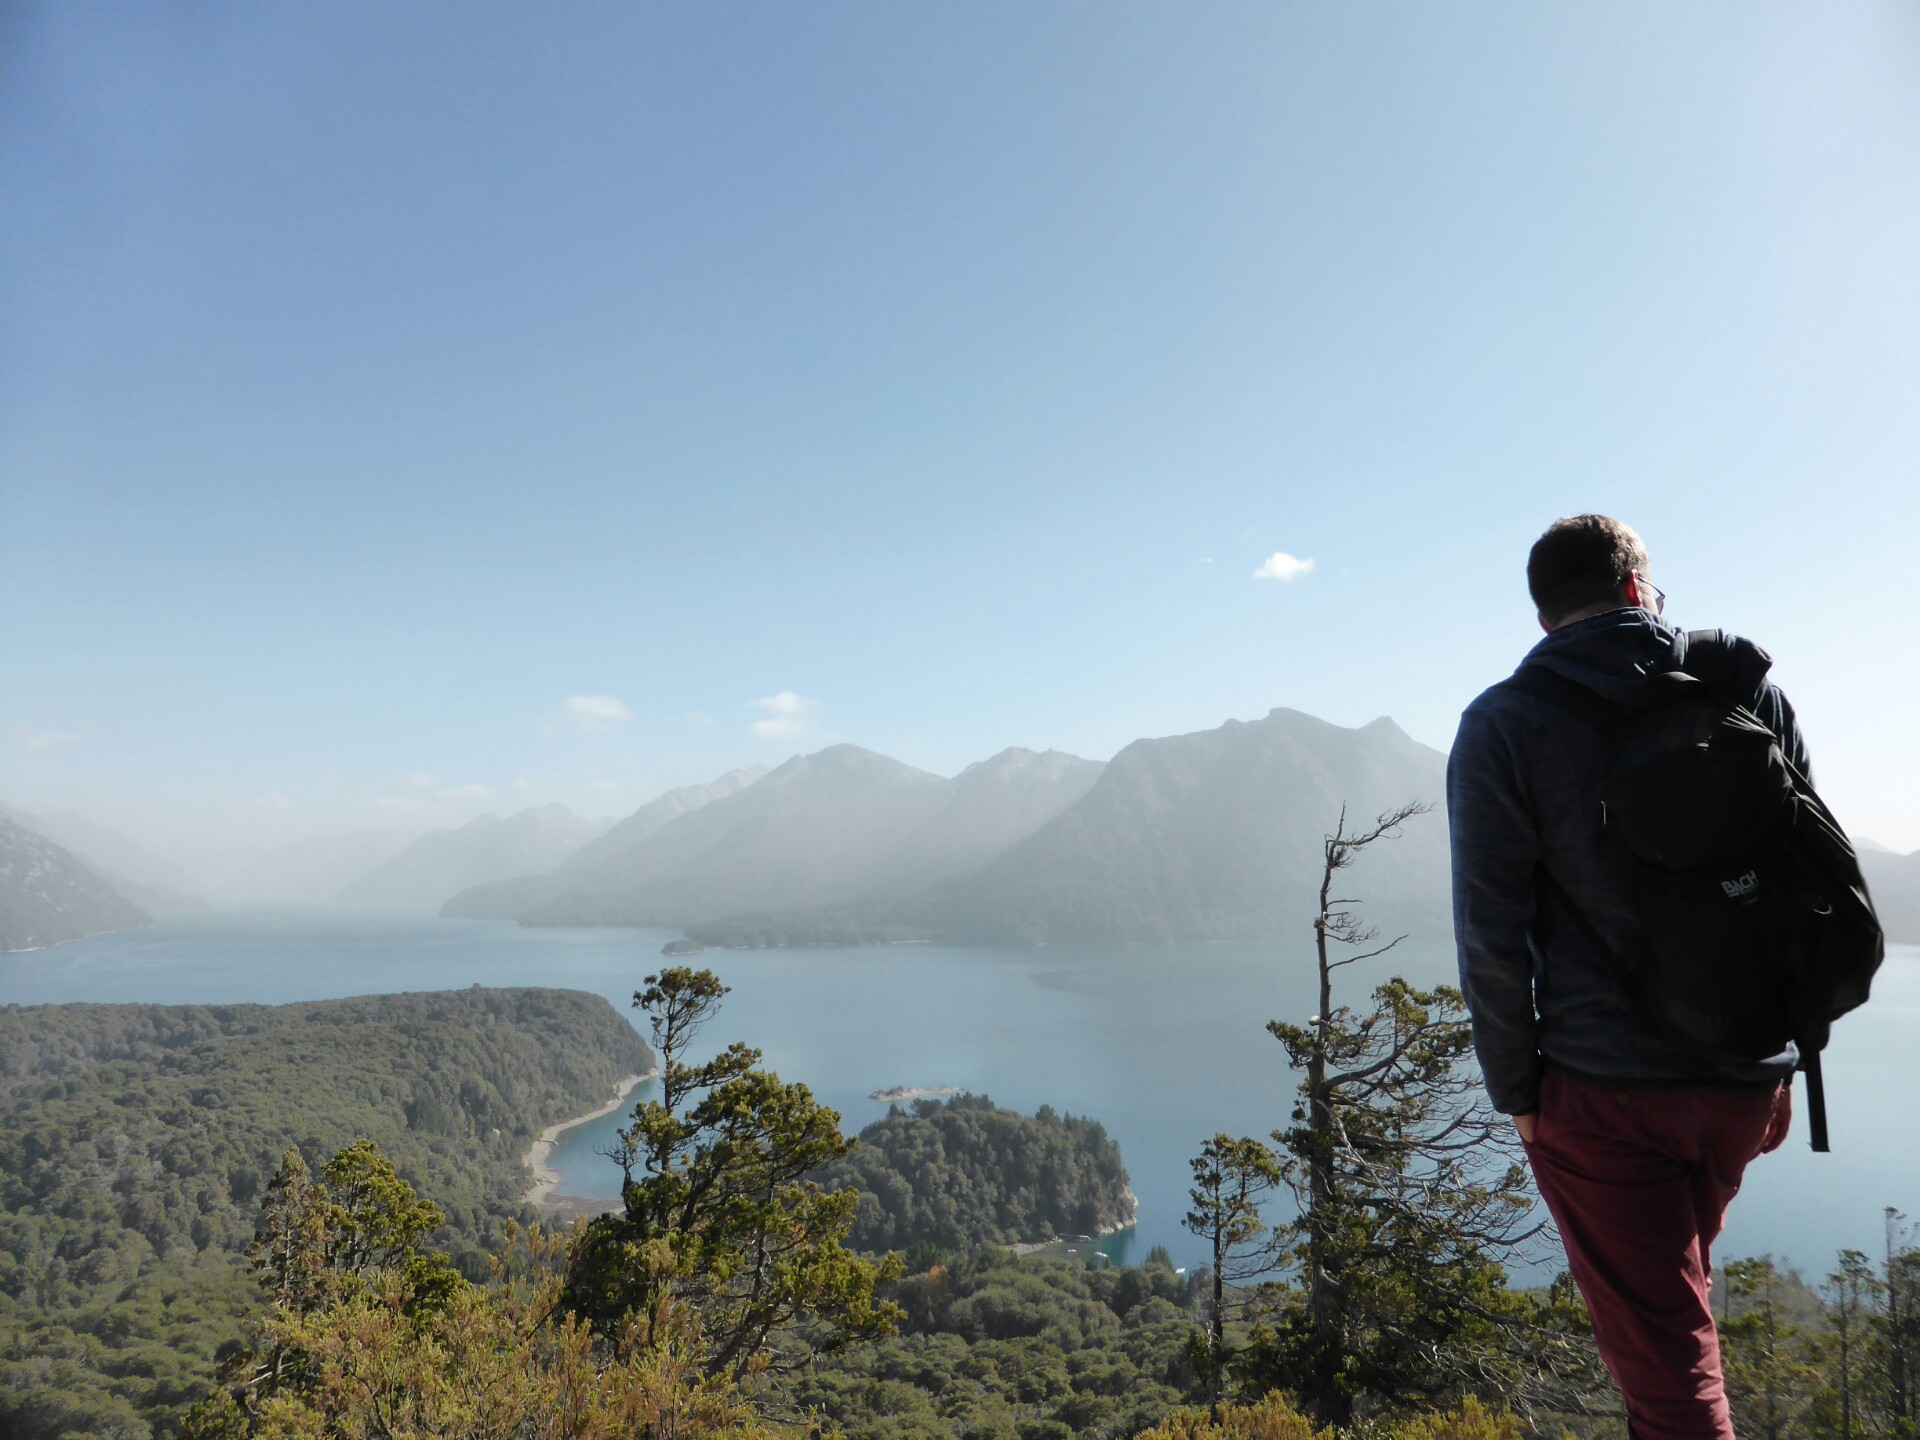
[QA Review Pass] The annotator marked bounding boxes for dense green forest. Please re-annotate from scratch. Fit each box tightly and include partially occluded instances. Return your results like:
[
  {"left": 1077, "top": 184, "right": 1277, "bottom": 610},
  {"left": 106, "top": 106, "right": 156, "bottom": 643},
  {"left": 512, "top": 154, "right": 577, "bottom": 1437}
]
[
  {"left": 0, "top": 988, "right": 653, "bottom": 1439},
  {"left": 820, "top": 1095, "right": 1136, "bottom": 1254},
  {"left": 11, "top": 968, "right": 1920, "bottom": 1440},
  {"left": 781, "top": 1246, "right": 1198, "bottom": 1440}
]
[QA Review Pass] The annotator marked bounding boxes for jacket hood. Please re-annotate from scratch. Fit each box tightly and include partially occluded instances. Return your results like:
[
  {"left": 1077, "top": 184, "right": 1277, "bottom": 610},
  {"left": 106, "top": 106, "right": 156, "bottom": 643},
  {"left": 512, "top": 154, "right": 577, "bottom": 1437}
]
[{"left": 1520, "top": 608, "right": 1690, "bottom": 705}]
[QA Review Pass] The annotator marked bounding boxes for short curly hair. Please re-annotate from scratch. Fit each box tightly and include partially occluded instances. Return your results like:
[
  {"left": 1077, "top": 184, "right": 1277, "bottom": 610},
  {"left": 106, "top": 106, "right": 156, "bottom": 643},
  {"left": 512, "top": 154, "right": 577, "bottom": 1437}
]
[{"left": 1526, "top": 515, "right": 1650, "bottom": 626}]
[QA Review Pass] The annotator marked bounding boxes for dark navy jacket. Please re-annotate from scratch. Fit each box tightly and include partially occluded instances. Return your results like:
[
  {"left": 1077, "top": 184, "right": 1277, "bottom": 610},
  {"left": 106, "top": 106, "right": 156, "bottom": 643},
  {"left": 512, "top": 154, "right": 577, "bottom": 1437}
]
[{"left": 1447, "top": 608, "right": 1808, "bottom": 1116}]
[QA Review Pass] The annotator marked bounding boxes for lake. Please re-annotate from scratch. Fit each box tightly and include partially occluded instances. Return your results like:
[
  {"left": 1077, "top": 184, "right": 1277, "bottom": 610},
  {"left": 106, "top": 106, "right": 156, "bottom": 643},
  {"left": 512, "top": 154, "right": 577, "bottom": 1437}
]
[{"left": 5, "top": 908, "right": 1916, "bottom": 1281}]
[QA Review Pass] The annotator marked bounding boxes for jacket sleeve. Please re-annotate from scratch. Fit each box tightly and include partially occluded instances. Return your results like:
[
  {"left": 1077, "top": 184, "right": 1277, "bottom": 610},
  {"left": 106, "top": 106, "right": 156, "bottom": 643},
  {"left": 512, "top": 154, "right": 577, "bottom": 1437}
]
[{"left": 1448, "top": 703, "right": 1544, "bottom": 1115}]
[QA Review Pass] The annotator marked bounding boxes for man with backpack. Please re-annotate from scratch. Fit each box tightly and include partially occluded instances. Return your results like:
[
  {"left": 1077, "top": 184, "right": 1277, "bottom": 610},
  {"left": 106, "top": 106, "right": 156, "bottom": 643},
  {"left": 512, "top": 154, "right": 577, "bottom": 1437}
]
[{"left": 1449, "top": 515, "right": 1880, "bottom": 1440}]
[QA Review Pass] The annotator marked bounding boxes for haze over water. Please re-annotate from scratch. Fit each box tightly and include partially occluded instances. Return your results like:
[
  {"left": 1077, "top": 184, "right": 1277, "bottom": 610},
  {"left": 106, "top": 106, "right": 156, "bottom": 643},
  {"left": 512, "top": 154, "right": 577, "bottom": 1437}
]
[{"left": 6, "top": 910, "right": 1913, "bottom": 1280}]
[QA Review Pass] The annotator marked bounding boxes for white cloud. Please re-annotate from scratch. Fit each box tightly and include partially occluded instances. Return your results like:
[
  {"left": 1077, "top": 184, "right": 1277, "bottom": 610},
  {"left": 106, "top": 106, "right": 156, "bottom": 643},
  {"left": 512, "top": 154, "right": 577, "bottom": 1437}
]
[
  {"left": 441, "top": 783, "right": 494, "bottom": 802},
  {"left": 749, "top": 691, "right": 816, "bottom": 738},
  {"left": 683, "top": 710, "right": 715, "bottom": 729},
  {"left": 404, "top": 772, "right": 437, "bottom": 790},
  {"left": 1253, "top": 551, "right": 1316, "bottom": 583},
  {"left": 6, "top": 725, "right": 83, "bottom": 750},
  {"left": 254, "top": 790, "right": 293, "bottom": 811},
  {"left": 512, "top": 776, "right": 533, "bottom": 789},
  {"left": 563, "top": 695, "right": 632, "bottom": 733}
]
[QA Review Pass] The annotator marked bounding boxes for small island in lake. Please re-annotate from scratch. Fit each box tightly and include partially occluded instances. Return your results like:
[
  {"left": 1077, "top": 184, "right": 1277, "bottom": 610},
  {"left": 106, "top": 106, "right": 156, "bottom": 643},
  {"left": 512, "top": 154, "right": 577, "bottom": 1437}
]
[
  {"left": 660, "top": 937, "right": 705, "bottom": 955},
  {"left": 870, "top": 1084, "right": 964, "bottom": 1102}
]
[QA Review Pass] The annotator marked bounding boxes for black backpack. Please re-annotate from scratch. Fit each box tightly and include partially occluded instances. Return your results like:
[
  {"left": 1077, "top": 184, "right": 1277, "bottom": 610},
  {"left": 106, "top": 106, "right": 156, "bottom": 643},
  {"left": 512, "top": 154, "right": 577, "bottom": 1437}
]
[{"left": 1508, "top": 630, "right": 1883, "bottom": 1152}]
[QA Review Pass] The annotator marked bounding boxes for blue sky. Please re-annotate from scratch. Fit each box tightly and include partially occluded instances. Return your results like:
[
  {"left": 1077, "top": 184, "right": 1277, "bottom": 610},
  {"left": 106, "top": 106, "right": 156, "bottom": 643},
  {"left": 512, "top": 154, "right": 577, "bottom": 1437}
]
[{"left": 4, "top": 2, "right": 1919, "bottom": 877}]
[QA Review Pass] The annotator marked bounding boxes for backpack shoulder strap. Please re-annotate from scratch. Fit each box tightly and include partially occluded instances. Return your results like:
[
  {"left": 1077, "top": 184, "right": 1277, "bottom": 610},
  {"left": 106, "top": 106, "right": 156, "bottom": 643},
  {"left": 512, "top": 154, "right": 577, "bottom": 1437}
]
[{"left": 1679, "top": 629, "right": 1774, "bottom": 709}]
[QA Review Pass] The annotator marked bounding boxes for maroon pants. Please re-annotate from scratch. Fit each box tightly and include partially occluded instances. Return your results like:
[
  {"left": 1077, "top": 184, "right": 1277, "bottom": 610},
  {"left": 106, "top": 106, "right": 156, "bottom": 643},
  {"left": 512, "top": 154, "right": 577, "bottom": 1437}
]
[{"left": 1524, "top": 1066, "right": 1790, "bottom": 1440}]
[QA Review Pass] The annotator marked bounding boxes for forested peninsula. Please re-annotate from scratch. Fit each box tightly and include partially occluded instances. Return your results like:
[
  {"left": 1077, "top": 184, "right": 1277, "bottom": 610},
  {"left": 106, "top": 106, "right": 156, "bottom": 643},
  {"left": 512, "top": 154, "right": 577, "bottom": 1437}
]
[
  {"left": 824, "top": 1094, "right": 1136, "bottom": 1254},
  {"left": 0, "top": 987, "right": 654, "bottom": 1439},
  {"left": 0, "top": 985, "right": 1150, "bottom": 1440}
]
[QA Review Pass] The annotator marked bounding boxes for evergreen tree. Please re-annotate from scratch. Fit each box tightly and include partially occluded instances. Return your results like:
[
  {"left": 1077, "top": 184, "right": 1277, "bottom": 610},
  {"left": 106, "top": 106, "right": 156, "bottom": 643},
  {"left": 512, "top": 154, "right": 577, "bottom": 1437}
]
[
  {"left": 1184, "top": 1133, "right": 1282, "bottom": 1418},
  {"left": 1887, "top": 1211, "right": 1920, "bottom": 1440},
  {"left": 189, "top": 1171, "right": 787, "bottom": 1440},
  {"left": 563, "top": 966, "right": 904, "bottom": 1379},
  {"left": 1723, "top": 1256, "right": 1820, "bottom": 1440},
  {"left": 1819, "top": 1249, "right": 1884, "bottom": 1440},
  {"left": 248, "top": 1149, "right": 329, "bottom": 1323}
]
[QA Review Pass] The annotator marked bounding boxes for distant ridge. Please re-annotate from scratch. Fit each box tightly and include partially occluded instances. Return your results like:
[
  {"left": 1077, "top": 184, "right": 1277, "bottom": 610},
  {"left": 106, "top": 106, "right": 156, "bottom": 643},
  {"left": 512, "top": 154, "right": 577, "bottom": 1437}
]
[
  {"left": 221, "top": 826, "right": 422, "bottom": 906},
  {"left": 0, "top": 814, "right": 150, "bottom": 952},
  {"left": 506, "top": 744, "right": 1105, "bottom": 932},
  {"left": 441, "top": 766, "right": 767, "bottom": 919},
  {"left": 689, "top": 709, "right": 1449, "bottom": 947},
  {"left": 336, "top": 804, "right": 612, "bottom": 912},
  {"left": 0, "top": 802, "right": 209, "bottom": 914},
  {"left": 559, "top": 765, "right": 770, "bottom": 878},
  {"left": 1861, "top": 849, "right": 1920, "bottom": 946},
  {"left": 436, "top": 707, "right": 1450, "bottom": 948},
  {"left": 914, "top": 709, "right": 1449, "bottom": 944},
  {"left": 519, "top": 745, "right": 952, "bottom": 927}
]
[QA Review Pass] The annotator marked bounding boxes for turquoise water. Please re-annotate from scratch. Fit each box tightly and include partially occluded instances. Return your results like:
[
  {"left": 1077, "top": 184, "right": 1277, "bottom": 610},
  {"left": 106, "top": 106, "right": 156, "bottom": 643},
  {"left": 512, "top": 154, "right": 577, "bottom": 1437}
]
[{"left": 5, "top": 909, "right": 1915, "bottom": 1280}]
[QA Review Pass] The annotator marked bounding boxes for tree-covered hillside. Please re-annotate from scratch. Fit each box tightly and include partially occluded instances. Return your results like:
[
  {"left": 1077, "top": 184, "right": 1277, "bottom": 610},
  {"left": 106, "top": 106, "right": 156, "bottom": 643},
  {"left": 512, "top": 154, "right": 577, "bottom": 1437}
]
[
  {"left": 782, "top": 1248, "right": 1200, "bottom": 1440},
  {"left": 822, "top": 1095, "right": 1136, "bottom": 1254},
  {"left": 0, "top": 987, "right": 653, "bottom": 1439}
]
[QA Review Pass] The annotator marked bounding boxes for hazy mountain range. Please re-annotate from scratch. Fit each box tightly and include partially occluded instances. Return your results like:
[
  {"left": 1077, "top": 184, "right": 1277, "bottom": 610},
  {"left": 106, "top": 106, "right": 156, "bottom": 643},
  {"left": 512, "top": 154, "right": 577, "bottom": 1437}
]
[
  {"left": 0, "top": 814, "right": 150, "bottom": 952},
  {"left": 219, "top": 826, "right": 423, "bottom": 906},
  {"left": 1862, "top": 850, "right": 1920, "bottom": 949},
  {"left": 442, "top": 767, "right": 769, "bottom": 920},
  {"left": 434, "top": 710, "right": 1451, "bottom": 947},
  {"left": 508, "top": 745, "right": 1106, "bottom": 933},
  {"left": 9, "top": 705, "right": 1920, "bottom": 953},
  {"left": 0, "top": 802, "right": 208, "bottom": 915},
  {"left": 909, "top": 711, "right": 1450, "bottom": 945},
  {"left": 438, "top": 709, "right": 1920, "bottom": 949},
  {"left": 335, "top": 804, "right": 613, "bottom": 911}
]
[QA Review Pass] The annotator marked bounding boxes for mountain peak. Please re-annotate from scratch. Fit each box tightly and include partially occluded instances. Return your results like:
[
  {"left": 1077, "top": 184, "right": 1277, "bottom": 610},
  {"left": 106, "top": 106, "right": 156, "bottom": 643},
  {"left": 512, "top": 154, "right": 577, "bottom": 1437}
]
[
  {"left": 769, "top": 745, "right": 944, "bottom": 787},
  {"left": 957, "top": 747, "right": 1100, "bottom": 789}
]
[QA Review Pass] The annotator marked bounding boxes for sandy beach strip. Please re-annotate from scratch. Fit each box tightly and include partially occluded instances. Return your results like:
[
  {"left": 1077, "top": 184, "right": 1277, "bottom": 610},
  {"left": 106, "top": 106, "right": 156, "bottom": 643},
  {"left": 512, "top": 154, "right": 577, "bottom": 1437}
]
[{"left": 524, "top": 1071, "right": 651, "bottom": 1208}]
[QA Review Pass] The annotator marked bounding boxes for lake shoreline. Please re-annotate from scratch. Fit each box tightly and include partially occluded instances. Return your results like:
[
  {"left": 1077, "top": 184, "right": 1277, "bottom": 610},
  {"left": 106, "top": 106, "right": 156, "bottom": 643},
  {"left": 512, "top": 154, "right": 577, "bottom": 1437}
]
[
  {"left": 2, "top": 921, "right": 151, "bottom": 956},
  {"left": 525, "top": 1070, "right": 654, "bottom": 1210},
  {"left": 1008, "top": 1186, "right": 1140, "bottom": 1256},
  {"left": 16, "top": 912, "right": 1904, "bottom": 1280}
]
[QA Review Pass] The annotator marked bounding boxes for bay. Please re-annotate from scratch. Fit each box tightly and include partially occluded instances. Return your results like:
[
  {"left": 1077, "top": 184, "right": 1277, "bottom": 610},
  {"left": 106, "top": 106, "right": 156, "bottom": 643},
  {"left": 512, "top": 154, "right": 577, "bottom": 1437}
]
[{"left": 4, "top": 909, "right": 1915, "bottom": 1280}]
